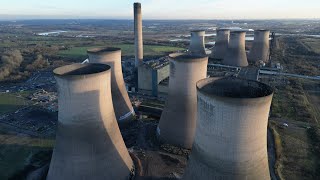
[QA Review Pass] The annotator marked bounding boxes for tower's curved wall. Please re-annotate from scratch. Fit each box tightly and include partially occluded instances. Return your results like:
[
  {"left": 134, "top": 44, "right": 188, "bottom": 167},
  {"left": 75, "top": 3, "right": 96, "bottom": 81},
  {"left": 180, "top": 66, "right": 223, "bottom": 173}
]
[
  {"left": 87, "top": 47, "right": 135, "bottom": 123},
  {"left": 189, "top": 30, "right": 206, "bottom": 55},
  {"left": 211, "top": 28, "right": 230, "bottom": 59},
  {"left": 184, "top": 77, "right": 273, "bottom": 180},
  {"left": 248, "top": 30, "right": 270, "bottom": 63},
  {"left": 134, "top": 2, "right": 143, "bottom": 67},
  {"left": 47, "top": 63, "right": 134, "bottom": 180},
  {"left": 223, "top": 31, "right": 248, "bottom": 67},
  {"left": 157, "top": 54, "right": 208, "bottom": 149}
]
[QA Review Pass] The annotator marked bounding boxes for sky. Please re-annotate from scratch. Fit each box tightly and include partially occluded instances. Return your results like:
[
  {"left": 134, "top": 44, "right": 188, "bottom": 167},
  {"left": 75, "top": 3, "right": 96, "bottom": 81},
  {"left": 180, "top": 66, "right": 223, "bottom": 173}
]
[{"left": 0, "top": 0, "right": 319, "bottom": 20}]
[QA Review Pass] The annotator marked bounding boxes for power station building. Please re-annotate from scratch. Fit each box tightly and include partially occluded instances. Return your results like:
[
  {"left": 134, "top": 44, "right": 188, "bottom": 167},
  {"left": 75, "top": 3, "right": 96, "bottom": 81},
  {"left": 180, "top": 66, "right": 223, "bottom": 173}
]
[
  {"left": 138, "top": 57, "right": 170, "bottom": 96},
  {"left": 223, "top": 30, "right": 248, "bottom": 67},
  {"left": 157, "top": 53, "right": 208, "bottom": 149},
  {"left": 189, "top": 30, "right": 206, "bottom": 55},
  {"left": 184, "top": 77, "right": 273, "bottom": 180},
  {"left": 47, "top": 63, "right": 134, "bottom": 180},
  {"left": 248, "top": 29, "right": 270, "bottom": 63},
  {"left": 87, "top": 47, "right": 135, "bottom": 123},
  {"left": 211, "top": 28, "right": 230, "bottom": 59}
]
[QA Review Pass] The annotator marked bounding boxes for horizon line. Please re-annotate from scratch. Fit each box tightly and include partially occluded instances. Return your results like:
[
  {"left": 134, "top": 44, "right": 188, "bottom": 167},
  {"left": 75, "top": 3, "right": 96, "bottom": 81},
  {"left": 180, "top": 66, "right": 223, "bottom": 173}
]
[{"left": 0, "top": 17, "right": 319, "bottom": 21}]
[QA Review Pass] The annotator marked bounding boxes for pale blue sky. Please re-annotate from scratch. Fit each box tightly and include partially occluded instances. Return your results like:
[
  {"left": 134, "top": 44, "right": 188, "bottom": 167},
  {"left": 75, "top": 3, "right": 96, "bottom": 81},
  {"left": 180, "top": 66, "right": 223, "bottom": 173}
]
[{"left": 0, "top": 0, "right": 319, "bottom": 19}]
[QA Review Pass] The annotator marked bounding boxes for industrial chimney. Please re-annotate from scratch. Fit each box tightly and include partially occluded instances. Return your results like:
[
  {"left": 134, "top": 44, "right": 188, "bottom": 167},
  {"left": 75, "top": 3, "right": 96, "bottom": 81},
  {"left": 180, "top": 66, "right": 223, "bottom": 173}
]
[
  {"left": 87, "top": 47, "right": 135, "bottom": 123},
  {"left": 223, "top": 30, "right": 248, "bottom": 67},
  {"left": 157, "top": 53, "right": 208, "bottom": 149},
  {"left": 47, "top": 63, "right": 134, "bottom": 180},
  {"left": 189, "top": 30, "right": 206, "bottom": 55},
  {"left": 183, "top": 77, "right": 273, "bottom": 180},
  {"left": 134, "top": 2, "right": 143, "bottom": 67},
  {"left": 210, "top": 28, "right": 230, "bottom": 59},
  {"left": 248, "top": 29, "right": 270, "bottom": 63}
]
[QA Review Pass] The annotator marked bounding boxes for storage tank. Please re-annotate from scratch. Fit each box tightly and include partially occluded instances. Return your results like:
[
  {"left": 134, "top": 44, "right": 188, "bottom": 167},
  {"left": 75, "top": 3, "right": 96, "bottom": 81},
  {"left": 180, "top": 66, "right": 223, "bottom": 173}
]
[
  {"left": 223, "top": 30, "right": 248, "bottom": 67},
  {"left": 87, "top": 47, "right": 135, "bottom": 123},
  {"left": 211, "top": 28, "right": 230, "bottom": 59},
  {"left": 248, "top": 29, "right": 270, "bottom": 63},
  {"left": 47, "top": 63, "right": 134, "bottom": 180},
  {"left": 189, "top": 30, "right": 206, "bottom": 55},
  {"left": 157, "top": 53, "right": 208, "bottom": 149},
  {"left": 134, "top": 2, "right": 143, "bottom": 67},
  {"left": 183, "top": 77, "right": 273, "bottom": 180}
]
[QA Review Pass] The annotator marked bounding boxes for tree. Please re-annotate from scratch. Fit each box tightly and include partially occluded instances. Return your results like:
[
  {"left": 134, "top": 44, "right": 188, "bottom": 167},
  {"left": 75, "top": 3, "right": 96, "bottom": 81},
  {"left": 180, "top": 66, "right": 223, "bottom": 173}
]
[{"left": 0, "top": 50, "right": 23, "bottom": 80}]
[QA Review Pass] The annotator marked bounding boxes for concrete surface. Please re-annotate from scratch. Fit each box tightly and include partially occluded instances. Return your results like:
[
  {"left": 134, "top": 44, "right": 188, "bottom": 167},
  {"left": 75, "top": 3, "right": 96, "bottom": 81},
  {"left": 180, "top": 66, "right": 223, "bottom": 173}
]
[
  {"left": 184, "top": 77, "right": 273, "bottom": 180},
  {"left": 157, "top": 54, "right": 208, "bottom": 149},
  {"left": 47, "top": 63, "right": 134, "bottom": 180},
  {"left": 87, "top": 47, "right": 135, "bottom": 123}
]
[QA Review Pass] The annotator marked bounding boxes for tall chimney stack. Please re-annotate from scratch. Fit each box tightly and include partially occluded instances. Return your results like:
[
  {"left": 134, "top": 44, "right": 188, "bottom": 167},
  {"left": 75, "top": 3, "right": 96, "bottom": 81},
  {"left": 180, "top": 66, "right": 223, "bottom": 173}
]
[
  {"left": 184, "top": 77, "right": 273, "bottom": 180},
  {"left": 47, "top": 64, "right": 134, "bottom": 180},
  {"left": 134, "top": 2, "right": 143, "bottom": 67},
  {"left": 223, "top": 30, "right": 248, "bottom": 67}
]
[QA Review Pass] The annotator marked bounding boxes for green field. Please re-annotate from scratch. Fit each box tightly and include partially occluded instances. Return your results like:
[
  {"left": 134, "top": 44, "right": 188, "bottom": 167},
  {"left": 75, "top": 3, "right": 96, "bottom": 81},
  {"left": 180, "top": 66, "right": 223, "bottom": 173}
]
[
  {"left": 0, "top": 126, "right": 54, "bottom": 179},
  {"left": 58, "top": 44, "right": 184, "bottom": 57},
  {"left": 300, "top": 38, "right": 320, "bottom": 54},
  {"left": 0, "top": 93, "right": 30, "bottom": 115}
]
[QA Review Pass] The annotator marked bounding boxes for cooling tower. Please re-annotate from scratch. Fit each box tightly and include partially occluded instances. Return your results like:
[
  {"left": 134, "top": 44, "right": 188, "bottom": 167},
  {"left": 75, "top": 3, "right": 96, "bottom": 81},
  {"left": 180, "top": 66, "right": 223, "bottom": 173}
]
[
  {"left": 157, "top": 54, "right": 208, "bottom": 149},
  {"left": 87, "top": 47, "right": 135, "bottom": 123},
  {"left": 211, "top": 28, "right": 230, "bottom": 59},
  {"left": 184, "top": 77, "right": 273, "bottom": 180},
  {"left": 189, "top": 30, "right": 206, "bottom": 55},
  {"left": 248, "top": 29, "right": 270, "bottom": 63},
  {"left": 223, "top": 30, "right": 248, "bottom": 67},
  {"left": 47, "top": 64, "right": 134, "bottom": 180},
  {"left": 134, "top": 2, "right": 143, "bottom": 67}
]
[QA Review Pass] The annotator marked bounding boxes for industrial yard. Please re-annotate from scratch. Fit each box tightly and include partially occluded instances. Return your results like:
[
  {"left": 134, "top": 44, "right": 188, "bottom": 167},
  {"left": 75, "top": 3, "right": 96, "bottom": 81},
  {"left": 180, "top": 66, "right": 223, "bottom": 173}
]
[{"left": 0, "top": 2, "right": 320, "bottom": 180}]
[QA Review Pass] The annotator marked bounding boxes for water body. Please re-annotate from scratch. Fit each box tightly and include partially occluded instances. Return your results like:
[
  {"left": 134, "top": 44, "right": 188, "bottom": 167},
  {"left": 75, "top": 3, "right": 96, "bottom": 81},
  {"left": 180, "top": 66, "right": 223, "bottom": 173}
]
[{"left": 37, "top": 30, "right": 68, "bottom": 36}]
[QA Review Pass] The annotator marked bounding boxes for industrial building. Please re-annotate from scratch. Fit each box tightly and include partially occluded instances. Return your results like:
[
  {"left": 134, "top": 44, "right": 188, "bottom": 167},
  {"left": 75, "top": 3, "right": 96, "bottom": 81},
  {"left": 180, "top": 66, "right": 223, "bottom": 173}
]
[
  {"left": 87, "top": 47, "right": 135, "bottom": 123},
  {"left": 210, "top": 28, "right": 230, "bottom": 59},
  {"left": 138, "top": 57, "right": 170, "bottom": 96},
  {"left": 134, "top": 2, "right": 143, "bottom": 67},
  {"left": 248, "top": 29, "right": 270, "bottom": 63},
  {"left": 189, "top": 30, "right": 206, "bottom": 55},
  {"left": 157, "top": 53, "right": 208, "bottom": 149},
  {"left": 47, "top": 63, "right": 134, "bottom": 180},
  {"left": 223, "top": 30, "right": 248, "bottom": 67},
  {"left": 184, "top": 77, "right": 273, "bottom": 180}
]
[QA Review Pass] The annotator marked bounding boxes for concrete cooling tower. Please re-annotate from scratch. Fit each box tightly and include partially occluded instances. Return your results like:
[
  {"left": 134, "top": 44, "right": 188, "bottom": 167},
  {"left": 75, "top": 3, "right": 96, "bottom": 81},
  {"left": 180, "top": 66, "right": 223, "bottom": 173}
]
[
  {"left": 189, "top": 30, "right": 206, "bottom": 55},
  {"left": 47, "top": 64, "right": 134, "bottom": 180},
  {"left": 134, "top": 2, "right": 143, "bottom": 67},
  {"left": 157, "top": 54, "right": 208, "bottom": 149},
  {"left": 211, "top": 28, "right": 230, "bottom": 59},
  {"left": 183, "top": 77, "right": 273, "bottom": 180},
  {"left": 223, "top": 30, "right": 248, "bottom": 67},
  {"left": 87, "top": 47, "right": 135, "bottom": 123},
  {"left": 248, "top": 29, "right": 270, "bottom": 63}
]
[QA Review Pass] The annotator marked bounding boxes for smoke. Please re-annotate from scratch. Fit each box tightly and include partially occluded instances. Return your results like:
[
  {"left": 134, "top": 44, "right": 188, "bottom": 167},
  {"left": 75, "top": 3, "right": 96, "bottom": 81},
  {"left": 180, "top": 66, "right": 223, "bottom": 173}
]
[{"left": 0, "top": 50, "right": 23, "bottom": 80}]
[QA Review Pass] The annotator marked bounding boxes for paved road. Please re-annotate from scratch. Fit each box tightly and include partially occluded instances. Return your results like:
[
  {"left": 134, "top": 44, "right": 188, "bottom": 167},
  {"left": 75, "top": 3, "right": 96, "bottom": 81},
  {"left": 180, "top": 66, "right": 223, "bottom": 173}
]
[{"left": 259, "top": 70, "right": 320, "bottom": 81}]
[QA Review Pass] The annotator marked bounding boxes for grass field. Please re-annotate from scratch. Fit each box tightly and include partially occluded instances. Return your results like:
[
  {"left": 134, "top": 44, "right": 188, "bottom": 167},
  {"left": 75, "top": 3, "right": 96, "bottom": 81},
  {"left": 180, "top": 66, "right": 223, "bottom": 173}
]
[
  {"left": 58, "top": 44, "right": 184, "bottom": 57},
  {"left": 300, "top": 38, "right": 320, "bottom": 54},
  {"left": 0, "top": 93, "right": 30, "bottom": 115},
  {"left": 267, "top": 37, "right": 320, "bottom": 179},
  {"left": 0, "top": 126, "right": 54, "bottom": 179}
]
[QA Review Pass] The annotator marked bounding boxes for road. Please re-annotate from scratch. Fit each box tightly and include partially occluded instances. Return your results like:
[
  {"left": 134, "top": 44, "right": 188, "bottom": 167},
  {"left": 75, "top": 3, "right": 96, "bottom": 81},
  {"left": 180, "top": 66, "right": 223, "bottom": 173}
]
[{"left": 259, "top": 70, "right": 320, "bottom": 81}]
